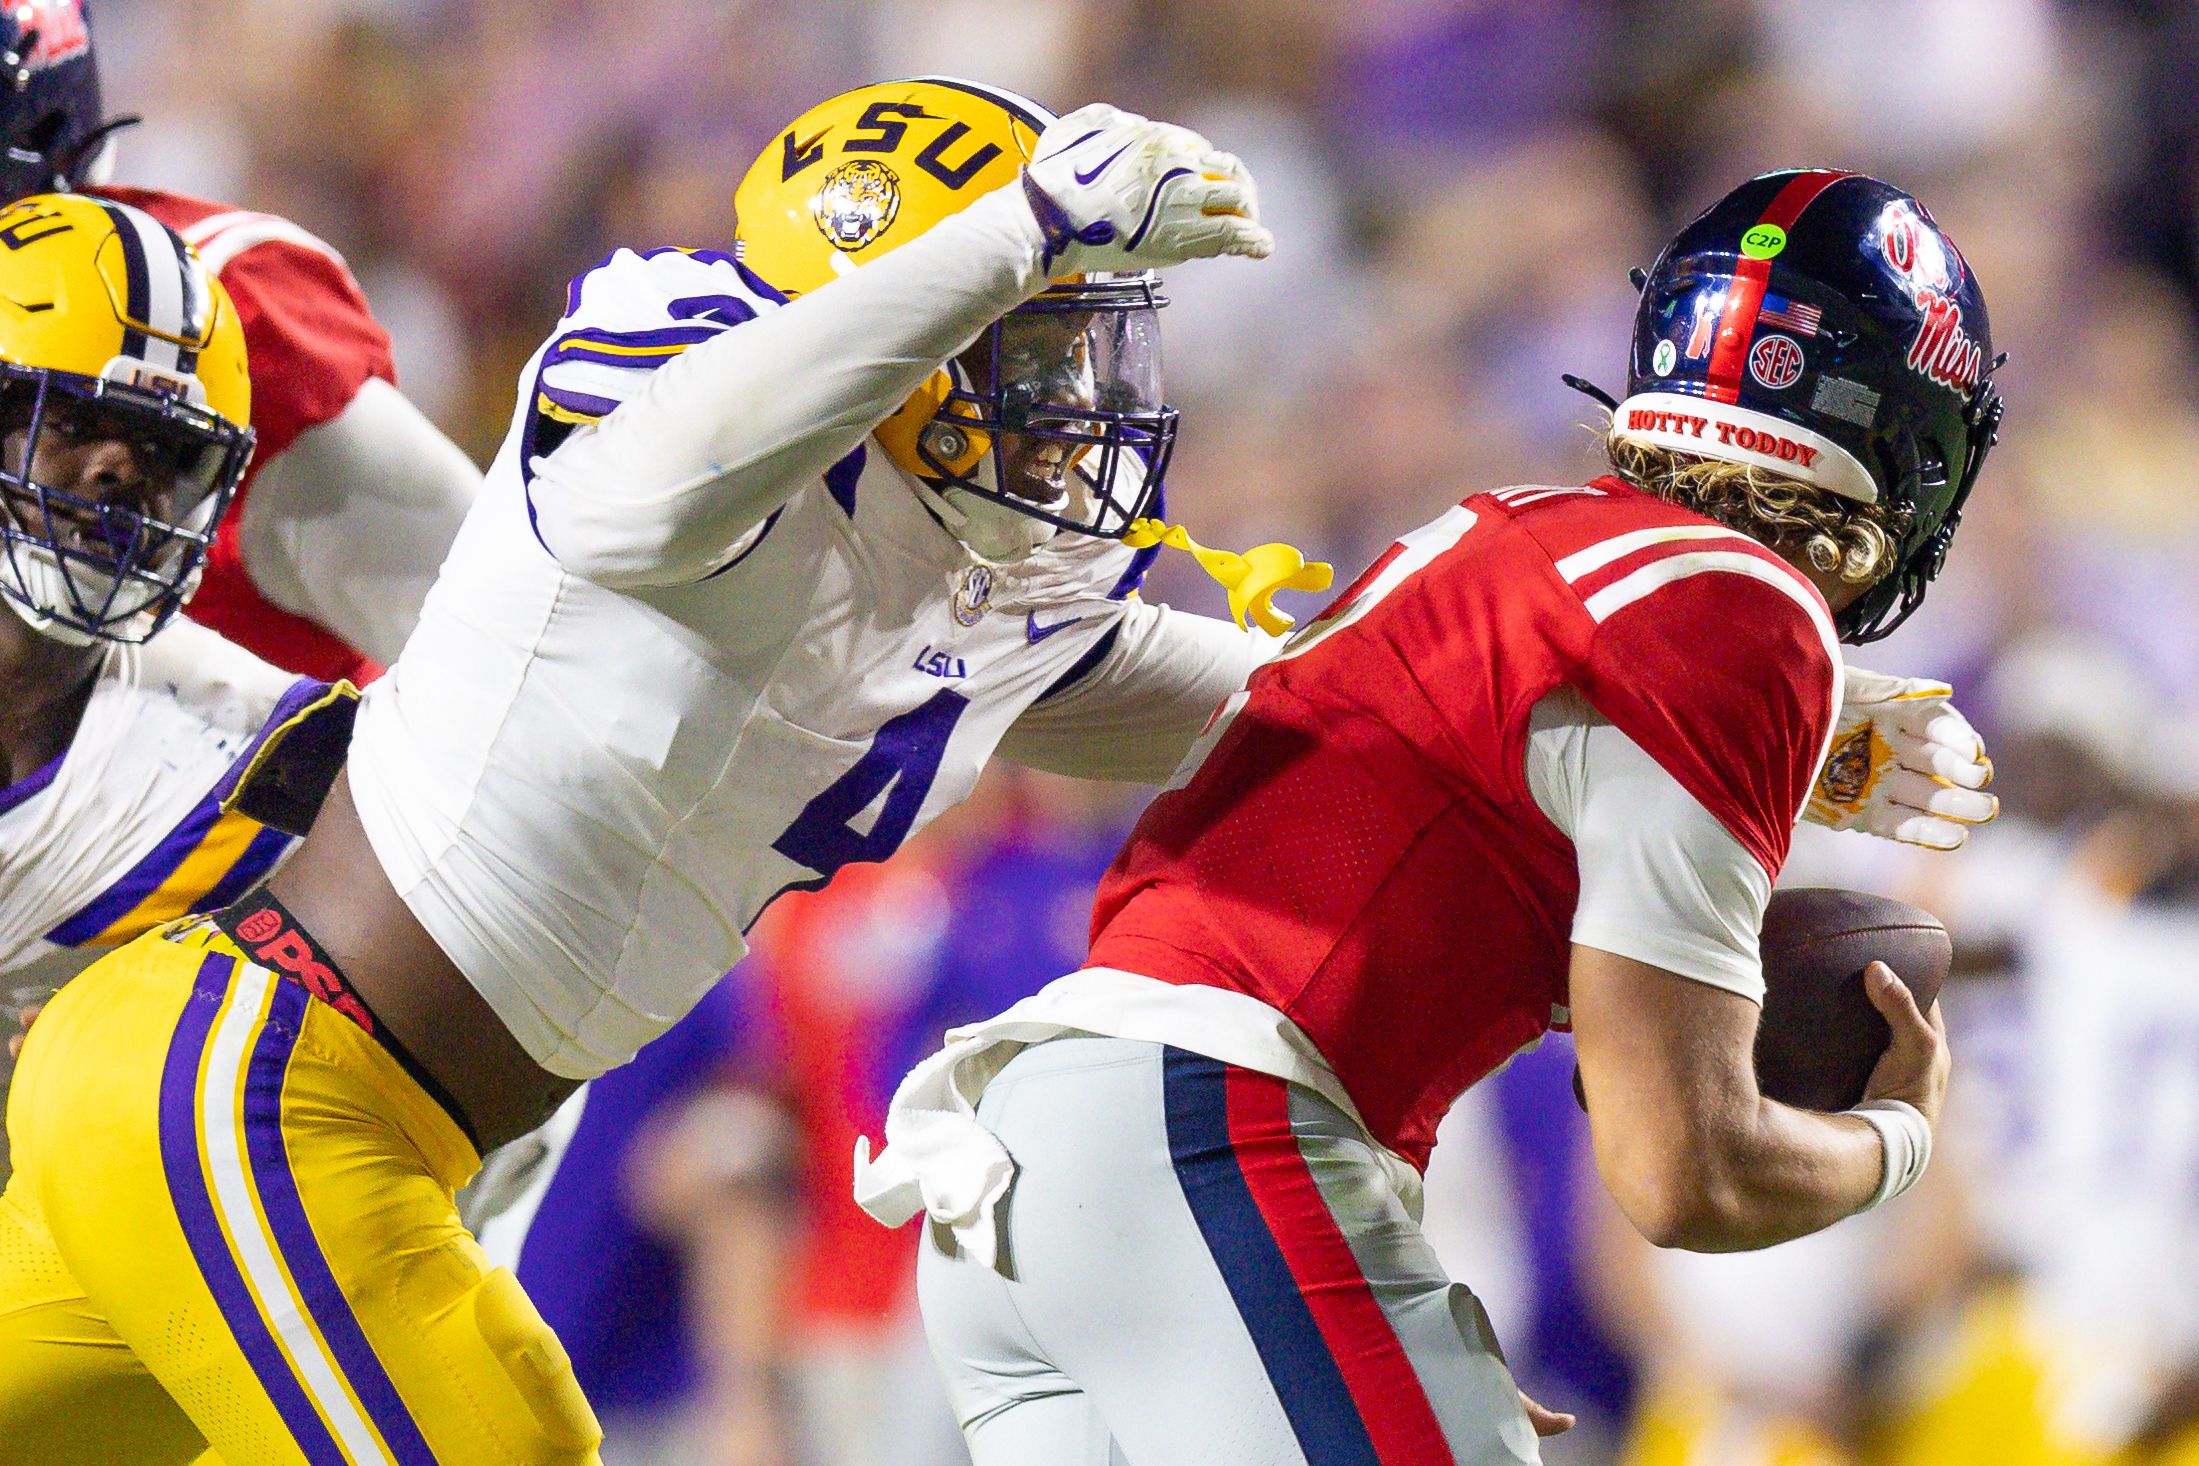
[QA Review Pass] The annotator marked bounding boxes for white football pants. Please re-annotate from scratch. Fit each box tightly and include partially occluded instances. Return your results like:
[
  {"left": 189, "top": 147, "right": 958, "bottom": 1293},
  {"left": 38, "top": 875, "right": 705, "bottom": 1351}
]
[{"left": 917, "top": 1037, "right": 1541, "bottom": 1465}]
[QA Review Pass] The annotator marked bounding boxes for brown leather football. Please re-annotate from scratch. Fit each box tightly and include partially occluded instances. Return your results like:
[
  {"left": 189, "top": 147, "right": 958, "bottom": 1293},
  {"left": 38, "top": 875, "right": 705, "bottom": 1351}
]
[
  {"left": 1569, "top": 886, "right": 1950, "bottom": 1114},
  {"left": 1753, "top": 886, "right": 1950, "bottom": 1112}
]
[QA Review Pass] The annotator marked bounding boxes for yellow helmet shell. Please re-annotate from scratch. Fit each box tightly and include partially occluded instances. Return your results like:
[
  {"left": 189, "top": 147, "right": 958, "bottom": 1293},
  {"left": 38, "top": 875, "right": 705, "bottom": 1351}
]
[
  {"left": 0, "top": 193, "right": 249, "bottom": 430},
  {"left": 735, "top": 77, "right": 1050, "bottom": 297}
]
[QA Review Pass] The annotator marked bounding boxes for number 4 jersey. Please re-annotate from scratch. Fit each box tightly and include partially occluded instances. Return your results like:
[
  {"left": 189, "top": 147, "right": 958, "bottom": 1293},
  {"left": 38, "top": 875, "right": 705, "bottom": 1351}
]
[
  {"left": 348, "top": 242, "right": 1263, "bottom": 1081},
  {"left": 1087, "top": 479, "right": 1844, "bottom": 1168}
]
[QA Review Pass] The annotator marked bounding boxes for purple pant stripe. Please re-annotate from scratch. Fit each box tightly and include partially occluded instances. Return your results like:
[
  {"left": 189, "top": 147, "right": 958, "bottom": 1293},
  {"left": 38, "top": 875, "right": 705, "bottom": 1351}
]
[
  {"left": 156, "top": 952, "right": 351, "bottom": 1466},
  {"left": 242, "top": 978, "right": 441, "bottom": 1466}
]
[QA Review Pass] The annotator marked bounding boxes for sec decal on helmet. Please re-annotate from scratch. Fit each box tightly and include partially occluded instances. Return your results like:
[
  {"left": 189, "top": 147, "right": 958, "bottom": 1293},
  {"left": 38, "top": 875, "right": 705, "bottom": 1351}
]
[
  {"left": 735, "top": 77, "right": 1177, "bottom": 545},
  {"left": 0, "top": 192, "right": 254, "bottom": 644},
  {"left": 1612, "top": 170, "right": 2005, "bottom": 642}
]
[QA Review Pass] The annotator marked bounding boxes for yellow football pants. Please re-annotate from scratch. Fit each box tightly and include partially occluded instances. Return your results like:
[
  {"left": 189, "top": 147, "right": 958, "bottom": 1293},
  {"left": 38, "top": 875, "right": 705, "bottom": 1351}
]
[{"left": 0, "top": 924, "right": 602, "bottom": 1465}]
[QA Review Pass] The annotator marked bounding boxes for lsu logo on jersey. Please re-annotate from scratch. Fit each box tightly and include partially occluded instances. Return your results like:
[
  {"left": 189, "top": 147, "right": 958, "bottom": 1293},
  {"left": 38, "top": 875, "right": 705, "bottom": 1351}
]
[{"left": 812, "top": 160, "right": 901, "bottom": 253}]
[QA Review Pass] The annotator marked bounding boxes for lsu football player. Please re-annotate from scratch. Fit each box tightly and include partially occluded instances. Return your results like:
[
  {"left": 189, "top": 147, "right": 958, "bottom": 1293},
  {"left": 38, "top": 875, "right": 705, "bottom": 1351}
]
[
  {"left": 0, "top": 0, "right": 482, "bottom": 686},
  {"left": 0, "top": 0, "right": 481, "bottom": 1177},
  {"left": 0, "top": 77, "right": 1290, "bottom": 1463},
  {"left": 0, "top": 194, "right": 348, "bottom": 1002},
  {"left": 859, "top": 170, "right": 2005, "bottom": 1464}
]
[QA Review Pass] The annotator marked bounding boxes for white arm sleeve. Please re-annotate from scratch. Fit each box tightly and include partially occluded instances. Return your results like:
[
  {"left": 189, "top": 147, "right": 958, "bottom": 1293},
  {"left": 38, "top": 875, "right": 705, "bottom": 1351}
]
[
  {"left": 995, "top": 599, "right": 1275, "bottom": 783},
  {"left": 235, "top": 376, "right": 482, "bottom": 666},
  {"left": 1526, "top": 685, "right": 1769, "bottom": 1002},
  {"left": 525, "top": 185, "right": 1051, "bottom": 589}
]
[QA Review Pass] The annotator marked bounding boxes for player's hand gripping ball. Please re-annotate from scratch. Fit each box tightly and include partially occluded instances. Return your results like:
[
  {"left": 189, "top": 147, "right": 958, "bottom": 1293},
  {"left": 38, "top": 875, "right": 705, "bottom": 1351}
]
[
  {"left": 1021, "top": 102, "right": 1274, "bottom": 273},
  {"left": 1572, "top": 887, "right": 1950, "bottom": 1113},
  {"left": 1752, "top": 887, "right": 1951, "bottom": 1111}
]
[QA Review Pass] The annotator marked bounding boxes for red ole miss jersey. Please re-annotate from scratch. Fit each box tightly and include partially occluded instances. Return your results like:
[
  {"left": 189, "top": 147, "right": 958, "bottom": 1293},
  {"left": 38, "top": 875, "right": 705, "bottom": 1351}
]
[
  {"left": 1086, "top": 478, "right": 1841, "bottom": 1168},
  {"left": 89, "top": 187, "right": 398, "bottom": 684}
]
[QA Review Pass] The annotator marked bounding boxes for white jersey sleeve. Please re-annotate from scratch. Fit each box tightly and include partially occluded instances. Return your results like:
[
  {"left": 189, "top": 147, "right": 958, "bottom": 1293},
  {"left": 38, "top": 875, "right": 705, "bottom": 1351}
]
[
  {"left": 236, "top": 377, "right": 483, "bottom": 665},
  {"left": 0, "top": 620, "right": 309, "bottom": 976},
  {"left": 994, "top": 599, "right": 1275, "bottom": 783},
  {"left": 521, "top": 184, "right": 1051, "bottom": 589},
  {"left": 1525, "top": 684, "right": 1768, "bottom": 1002}
]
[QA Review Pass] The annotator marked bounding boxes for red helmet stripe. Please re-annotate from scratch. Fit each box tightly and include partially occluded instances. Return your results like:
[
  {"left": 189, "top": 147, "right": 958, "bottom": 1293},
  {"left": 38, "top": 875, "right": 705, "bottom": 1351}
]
[{"left": 1702, "top": 171, "right": 1858, "bottom": 404}]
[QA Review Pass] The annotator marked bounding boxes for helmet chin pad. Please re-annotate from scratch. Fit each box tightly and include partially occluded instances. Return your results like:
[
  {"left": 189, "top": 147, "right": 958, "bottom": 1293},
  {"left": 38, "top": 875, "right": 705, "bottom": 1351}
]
[{"left": 2, "top": 543, "right": 132, "bottom": 646}]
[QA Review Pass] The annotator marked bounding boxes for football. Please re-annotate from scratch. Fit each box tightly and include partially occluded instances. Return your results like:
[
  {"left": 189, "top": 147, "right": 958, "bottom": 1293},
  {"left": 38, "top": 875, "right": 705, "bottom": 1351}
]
[
  {"left": 1752, "top": 887, "right": 1951, "bottom": 1112},
  {"left": 1571, "top": 886, "right": 1950, "bottom": 1113}
]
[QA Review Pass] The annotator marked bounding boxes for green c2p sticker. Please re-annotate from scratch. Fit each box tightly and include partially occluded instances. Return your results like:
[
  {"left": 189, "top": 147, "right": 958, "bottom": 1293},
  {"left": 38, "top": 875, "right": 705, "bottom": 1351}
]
[{"left": 1740, "top": 224, "right": 1788, "bottom": 260}]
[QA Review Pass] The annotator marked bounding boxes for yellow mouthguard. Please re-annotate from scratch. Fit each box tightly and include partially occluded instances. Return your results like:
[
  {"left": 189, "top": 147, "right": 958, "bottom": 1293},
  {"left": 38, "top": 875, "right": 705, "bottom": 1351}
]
[{"left": 1122, "top": 519, "right": 1333, "bottom": 635}]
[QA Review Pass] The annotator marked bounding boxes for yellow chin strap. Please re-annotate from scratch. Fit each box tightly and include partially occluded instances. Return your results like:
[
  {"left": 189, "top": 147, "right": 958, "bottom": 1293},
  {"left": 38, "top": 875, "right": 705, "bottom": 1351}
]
[{"left": 1122, "top": 519, "right": 1333, "bottom": 635}]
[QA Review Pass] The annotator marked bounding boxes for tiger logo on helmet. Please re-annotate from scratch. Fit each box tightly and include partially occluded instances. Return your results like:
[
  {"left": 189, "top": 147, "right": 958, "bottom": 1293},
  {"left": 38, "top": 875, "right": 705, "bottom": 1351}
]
[
  {"left": 811, "top": 159, "right": 902, "bottom": 253},
  {"left": 735, "top": 79, "right": 1174, "bottom": 544},
  {"left": 0, "top": 192, "right": 254, "bottom": 644}
]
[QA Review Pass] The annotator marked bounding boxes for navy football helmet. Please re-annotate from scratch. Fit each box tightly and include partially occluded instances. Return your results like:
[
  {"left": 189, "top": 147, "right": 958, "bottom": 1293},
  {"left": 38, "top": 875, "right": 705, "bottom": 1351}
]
[
  {"left": 0, "top": 2, "right": 119, "bottom": 202},
  {"left": 1608, "top": 170, "right": 2004, "bottom": 642}
]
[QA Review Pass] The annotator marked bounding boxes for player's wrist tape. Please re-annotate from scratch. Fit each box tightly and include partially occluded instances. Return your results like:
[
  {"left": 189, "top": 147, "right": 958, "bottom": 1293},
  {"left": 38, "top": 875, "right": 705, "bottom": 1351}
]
[{"left": 1847, "top": 1098, "right": 1932, "bottom": 1210}]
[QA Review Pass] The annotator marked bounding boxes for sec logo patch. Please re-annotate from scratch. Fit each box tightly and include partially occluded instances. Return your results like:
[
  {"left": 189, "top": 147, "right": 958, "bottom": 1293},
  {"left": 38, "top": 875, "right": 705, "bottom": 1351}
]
[{"left": 1749, "top": 333, "right": 1805, "bottom": 391}]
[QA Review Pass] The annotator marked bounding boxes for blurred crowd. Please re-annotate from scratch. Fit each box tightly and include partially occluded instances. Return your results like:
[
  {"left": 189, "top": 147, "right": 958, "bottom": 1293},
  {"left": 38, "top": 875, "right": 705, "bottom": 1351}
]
[{"left": 81, "top": 0, "right": 2199, "bottom": 1461}]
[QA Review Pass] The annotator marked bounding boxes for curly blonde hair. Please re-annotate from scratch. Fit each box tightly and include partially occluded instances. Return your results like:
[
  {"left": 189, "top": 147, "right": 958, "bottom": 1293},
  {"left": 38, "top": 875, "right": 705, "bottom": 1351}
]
[{"left": 1603, "top": 433, "right": 1909, "bottom": 588}]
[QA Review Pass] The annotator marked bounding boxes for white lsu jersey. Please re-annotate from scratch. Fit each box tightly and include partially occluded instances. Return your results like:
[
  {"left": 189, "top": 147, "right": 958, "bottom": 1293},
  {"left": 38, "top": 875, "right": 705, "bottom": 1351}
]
[
  {"left": 349, "top": 241, "right": 1260, "bottom": 1080},
  {"left": 0, "top": 617, "right": 307, "bottom": 977}
]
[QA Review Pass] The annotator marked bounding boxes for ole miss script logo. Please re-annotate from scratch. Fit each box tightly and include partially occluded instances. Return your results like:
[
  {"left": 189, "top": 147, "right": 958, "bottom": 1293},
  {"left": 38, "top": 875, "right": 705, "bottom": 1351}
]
[{"left": 1749, "top": 334, "right": 1805, "bottom": 391}]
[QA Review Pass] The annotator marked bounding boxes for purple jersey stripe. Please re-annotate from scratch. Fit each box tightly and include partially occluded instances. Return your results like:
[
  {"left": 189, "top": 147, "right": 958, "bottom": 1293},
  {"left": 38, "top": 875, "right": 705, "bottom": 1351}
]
[
  {"left": 736, "top": 260, "right": 790, "bottom": 304},
  {"left": 1161, "top": 1048, "right": 1384, "bottom": 1466},
  {"left": 547, "top": 323, "right": 721, "bottom": 354},
  {"left": 207, "top": 677, "right": 336, "bottom": 810},
  {"left": 0, "top": 747, "right": 61, "bottom": 818},
  {"left": 46, "top": 787, "right": 227, "bottom": 946},
  {"left": 536, "top": 382, "right": 622, "bottom": 422},
  {"left": 190, "top": 824, "right": 296, "bottom": 916},
  {"left": 157, "top": 953, "right": 351, "bottom": 1466},
  {"left": 243, "top": 978, "right": 442, "bottom": 1466}
]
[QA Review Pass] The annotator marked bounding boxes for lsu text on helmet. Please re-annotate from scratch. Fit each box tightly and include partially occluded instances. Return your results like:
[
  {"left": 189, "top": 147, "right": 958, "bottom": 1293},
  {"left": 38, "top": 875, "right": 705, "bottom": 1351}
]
[
  {"left": 1614, "top": 169, "right": 2004, "bottom": 642},
  {"left": 0, "top": 1, "right": 118, "bottom": 202},
  {"left": 0, "top": 192, "right": 254, "bottom": 644},
  {"left": 734, "top": 76, "right": 1175, "bottom": 547}
]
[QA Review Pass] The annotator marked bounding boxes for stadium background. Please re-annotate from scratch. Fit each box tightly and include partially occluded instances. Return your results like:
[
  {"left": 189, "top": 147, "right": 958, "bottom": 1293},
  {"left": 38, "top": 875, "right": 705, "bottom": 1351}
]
[{"left": 69, "top": 0, "right": 2199, "bottom": 1462}]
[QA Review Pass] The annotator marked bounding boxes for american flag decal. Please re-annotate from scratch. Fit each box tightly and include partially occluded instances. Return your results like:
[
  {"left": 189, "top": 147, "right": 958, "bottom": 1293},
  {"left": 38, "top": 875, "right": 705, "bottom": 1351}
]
[{"left": 1759, "top": 294, "right": 1823, "bottom": 336}]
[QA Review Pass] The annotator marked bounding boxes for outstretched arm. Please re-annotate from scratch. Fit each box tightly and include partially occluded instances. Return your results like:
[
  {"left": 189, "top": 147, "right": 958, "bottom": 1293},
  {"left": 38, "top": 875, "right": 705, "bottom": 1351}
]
[
  {"left": 527, "top": 105, "right": 1270, "bottom": 589},
  {"left": 995, "top": 600, "right": 1275, "bottom": 783},
  {"left": 527, "top": 186, "right": 1052, "bottom": 588}
]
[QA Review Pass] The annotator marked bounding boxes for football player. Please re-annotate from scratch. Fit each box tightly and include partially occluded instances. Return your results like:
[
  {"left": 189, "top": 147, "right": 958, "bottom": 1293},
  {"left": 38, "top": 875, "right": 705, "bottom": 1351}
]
[
  {"left": 0, "top": 0, "right": 477, "bottom": 1101},
  {"left": 0, "top": 0, "right": 481, "bottom": 685},
  {"left": 858, "top": 171, "right": 2006, "bottom": 1464},
  {"left": 0, "top": 78, "right": 1289, "bottom": 1463},
  {"left": 0, "top": 195, "right": 352, "bottom": 998}
]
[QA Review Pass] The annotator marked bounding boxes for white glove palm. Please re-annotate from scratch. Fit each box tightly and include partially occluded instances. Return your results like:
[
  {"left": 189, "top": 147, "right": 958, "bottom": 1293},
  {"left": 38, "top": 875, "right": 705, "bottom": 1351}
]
[
  {"left": 1021, "top": 103, "right": 1273, "bottom": 274},
  {"left": 1806, "top": 666, "right": 1999, "bottom": 850}
]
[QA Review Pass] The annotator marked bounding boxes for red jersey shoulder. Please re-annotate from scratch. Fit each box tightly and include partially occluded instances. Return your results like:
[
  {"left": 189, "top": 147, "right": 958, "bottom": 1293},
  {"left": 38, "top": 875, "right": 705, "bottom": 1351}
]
[
  {"left": 89, "top": 186, "right": 395, "bottom": 466},
  {"left": 1477, "top": 479, "right": 1841, "bottom": 875}
]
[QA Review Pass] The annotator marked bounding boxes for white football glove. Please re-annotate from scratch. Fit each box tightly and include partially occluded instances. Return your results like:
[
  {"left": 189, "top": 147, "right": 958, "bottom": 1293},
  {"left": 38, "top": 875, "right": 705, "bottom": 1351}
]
[
  {"left": 1805, "top": 666, "right": 1999, "bottom": 850},
  {"left": 1021, "top": 102, "right": 1274, "bottom": 274}
]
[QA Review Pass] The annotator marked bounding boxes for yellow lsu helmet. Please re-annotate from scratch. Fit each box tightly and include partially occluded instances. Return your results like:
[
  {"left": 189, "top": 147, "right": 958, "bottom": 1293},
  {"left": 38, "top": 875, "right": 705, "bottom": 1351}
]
[
  {"left": 734, "top": 77, "right": 1180, "bottom": 545},
  {"left": 0, "top": 192, "right": 254, "bottom": 644}
]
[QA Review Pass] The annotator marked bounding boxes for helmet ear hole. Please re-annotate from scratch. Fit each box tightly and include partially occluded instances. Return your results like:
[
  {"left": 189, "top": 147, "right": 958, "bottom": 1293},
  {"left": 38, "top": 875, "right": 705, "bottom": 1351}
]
[{"left": 922, "top": 422, "right": 969, "bottom": 463}]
